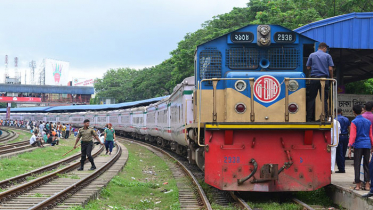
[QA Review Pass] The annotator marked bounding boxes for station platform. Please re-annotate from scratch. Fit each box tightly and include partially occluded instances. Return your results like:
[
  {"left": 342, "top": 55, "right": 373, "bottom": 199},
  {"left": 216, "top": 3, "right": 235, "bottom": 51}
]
[{"left": 331, "top": 159, "right": 373, "bottom": 209}]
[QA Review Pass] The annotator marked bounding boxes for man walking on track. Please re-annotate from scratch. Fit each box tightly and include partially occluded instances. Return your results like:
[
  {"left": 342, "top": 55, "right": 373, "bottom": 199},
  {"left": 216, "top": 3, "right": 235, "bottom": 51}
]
[
  {"left": 74, "top": 119, "right": 103, "bottom": 171},
  {"left": 104, "top": 123, "right": 116, "bottom": 155}
]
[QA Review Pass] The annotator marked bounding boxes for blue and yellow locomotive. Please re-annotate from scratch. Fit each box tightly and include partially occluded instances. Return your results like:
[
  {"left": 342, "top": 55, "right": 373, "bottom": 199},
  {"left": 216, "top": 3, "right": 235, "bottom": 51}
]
[{"left": 191, "top": 24, "right": 337, "bottom": 192}]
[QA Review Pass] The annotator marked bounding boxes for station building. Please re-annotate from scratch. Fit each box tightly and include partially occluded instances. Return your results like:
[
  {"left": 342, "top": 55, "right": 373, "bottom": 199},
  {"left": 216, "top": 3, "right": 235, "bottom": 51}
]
[
  {"left": 294, "top": 12, "right": 373, "bottom": 118},
  {"left": 0, "top": 84, "right": 94, "bottom": 107}
]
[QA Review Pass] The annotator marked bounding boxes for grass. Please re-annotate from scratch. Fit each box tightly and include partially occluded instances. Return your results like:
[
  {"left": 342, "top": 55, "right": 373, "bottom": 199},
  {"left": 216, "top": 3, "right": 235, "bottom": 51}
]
[
  {"left": 295, "top": 187, "right": 334, "bottom": 207},
  {"left": 0, "top": 128, "right": 79, "bottom": 182},
  {"left": 31, "top": 193, "right": 45, "bottom": 197},
  {"left": 0, "top": 128, "right": 32, "bottom": 144},
  {"left": 73, "top": 142, "right": 180, "bottom": 209}
]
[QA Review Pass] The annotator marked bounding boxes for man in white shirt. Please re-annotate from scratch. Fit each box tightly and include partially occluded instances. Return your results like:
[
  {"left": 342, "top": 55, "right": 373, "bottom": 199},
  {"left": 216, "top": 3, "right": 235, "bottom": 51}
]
[
  {"left": 39, "top": 122, "right": 44, "bottom": 136},
  {"left": 30, "top": 130, "right": 43, "bottom": 147},
  {"left": 331, "top": 118, "right": 341, "bottom": 173}
]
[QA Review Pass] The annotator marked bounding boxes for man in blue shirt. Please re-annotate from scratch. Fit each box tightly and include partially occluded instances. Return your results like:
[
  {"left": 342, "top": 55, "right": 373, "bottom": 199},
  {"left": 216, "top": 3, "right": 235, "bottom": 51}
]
[
  {"left": 306, "top": 42, "right": 334, "bottom": 121},
  {"left": 336, "top": 108, "right": 350, "bottom": 173}
]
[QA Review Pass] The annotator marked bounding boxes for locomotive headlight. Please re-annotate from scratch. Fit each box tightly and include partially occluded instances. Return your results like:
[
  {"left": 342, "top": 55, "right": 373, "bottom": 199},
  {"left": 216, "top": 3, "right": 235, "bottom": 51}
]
[
  {"left": 258, "top": 25, "right": 270, "bottom": 36},
  {"left": 288, "top": 80, "right": 299, "bottom": 91},
  {"left": 235, "top": 103, "right": 246, "bottom": 114},
  {"left": 235, "top": 80, "right": 246, "bottom": 92}
]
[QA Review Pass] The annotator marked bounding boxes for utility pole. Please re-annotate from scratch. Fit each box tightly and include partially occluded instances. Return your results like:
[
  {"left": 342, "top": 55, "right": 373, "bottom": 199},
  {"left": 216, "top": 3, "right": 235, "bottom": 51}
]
[
  {"left": 14, "top": 57, "right": 19, "bottom": 84},
  {"left": 4, "top": 55, "right": 8, "bottom": 83},
  {"left": 29, "top": 60, "right": 36, "bottom": 85}
]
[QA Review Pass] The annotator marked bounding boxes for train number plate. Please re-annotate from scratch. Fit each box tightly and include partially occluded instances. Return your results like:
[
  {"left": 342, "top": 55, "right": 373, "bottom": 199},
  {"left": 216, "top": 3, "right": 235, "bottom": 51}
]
[
  {"left": 224, "top": 156, "right": 240, "bottom": 163},
  {"left": 274, "top": 32, "right": 296, "bottom": 43},
  {"left": 230, "top": 32, "right": 254, "bottom": 43}
]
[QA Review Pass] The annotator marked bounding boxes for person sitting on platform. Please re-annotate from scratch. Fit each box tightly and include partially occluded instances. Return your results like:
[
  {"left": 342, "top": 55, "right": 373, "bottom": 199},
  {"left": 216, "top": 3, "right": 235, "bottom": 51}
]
[{"left": 348, "top": 104, "right": 373, "bottom": 191}]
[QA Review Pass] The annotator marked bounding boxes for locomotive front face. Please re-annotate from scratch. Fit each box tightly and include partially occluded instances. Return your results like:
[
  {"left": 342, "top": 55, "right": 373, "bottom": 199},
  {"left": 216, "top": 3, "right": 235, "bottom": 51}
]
[{"left": 195, "top": 25, "right": 333, "bottom": 192}]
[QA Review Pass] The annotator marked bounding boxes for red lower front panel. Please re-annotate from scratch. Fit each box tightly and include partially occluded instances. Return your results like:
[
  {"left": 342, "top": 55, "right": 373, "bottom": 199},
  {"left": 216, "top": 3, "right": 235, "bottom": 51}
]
[{"left": 204, "top": 129, "right": 331, "bottom": 192}]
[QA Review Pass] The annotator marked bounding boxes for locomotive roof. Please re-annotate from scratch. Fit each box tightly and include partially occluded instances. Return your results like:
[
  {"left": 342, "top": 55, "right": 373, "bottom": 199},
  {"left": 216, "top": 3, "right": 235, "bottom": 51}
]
[{"left": 195, "top": 24, "right": 317, "bottom": 50}]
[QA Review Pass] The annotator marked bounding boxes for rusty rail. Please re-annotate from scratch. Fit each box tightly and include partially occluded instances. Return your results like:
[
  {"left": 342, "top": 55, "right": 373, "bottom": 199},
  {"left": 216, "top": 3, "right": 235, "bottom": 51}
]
[
  {"left": 29, "top": 144, "right": 121, "bottom": 209},
  {"left": 229, "top": 192, "right": 253, "bottom": 210},
  {"left": 292, "top": 198, "right": 315, "bottom": 210},
  {"left": 0, "top": 147, "right": 83, "bottom": 189},
  {"left": 0, "top": 145, "right": 104, "bottom": 203}
]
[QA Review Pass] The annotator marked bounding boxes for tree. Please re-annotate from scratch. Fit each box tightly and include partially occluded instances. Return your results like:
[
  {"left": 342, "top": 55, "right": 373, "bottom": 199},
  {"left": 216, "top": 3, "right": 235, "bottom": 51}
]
[{"left": 96, "top": 0, "right": 373, "bottom": 99}]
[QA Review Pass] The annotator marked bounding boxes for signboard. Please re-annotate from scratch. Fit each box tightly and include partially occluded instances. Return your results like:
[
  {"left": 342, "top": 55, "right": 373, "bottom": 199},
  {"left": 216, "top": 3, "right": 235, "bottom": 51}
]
[
  {"left": 72, "top": 78, "right": 95, "bottom": 87},
  {"left": 230, "top": 32, "right": 254, "bottom": 43},
  {"left": 338, "top": 94, "right": 373, "bottom": 117},
  {"left": 0, "top": 97, "right": 42, "bottom": 103},
  {"left": 44, "top": 59, "right": 69, "bottom": 86},
  {"left": 274, "top": 32, "right": 296, "bottom": 43},
  {"left": 253, "top": 75, "right": 281, "bottom": 103}
]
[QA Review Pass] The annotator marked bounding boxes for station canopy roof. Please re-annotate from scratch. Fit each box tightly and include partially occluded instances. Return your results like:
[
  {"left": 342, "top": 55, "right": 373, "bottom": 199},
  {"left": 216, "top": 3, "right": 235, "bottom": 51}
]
[
  {"left": 0, "top": 96, "right": 168, "bottom": 113},
  {"left": 294, "top": 12, "right": 373, "bottom": 83},
  {"left": 0, "top": 84, "right": 94, "bottom": 94}
]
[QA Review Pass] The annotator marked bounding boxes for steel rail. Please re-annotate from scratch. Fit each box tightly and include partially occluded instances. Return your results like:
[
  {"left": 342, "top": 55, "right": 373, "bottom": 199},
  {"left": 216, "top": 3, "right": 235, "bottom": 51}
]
[
  {"left": 292, "top": 198, "right": 315, "bottom": 210},
  {"left": 0, "top": 129, "right": 17, "bottom": 142},
  {"left": 229, "top": 192, "right": 253, "bottom": 210},
  {"left": 29, "top": 144, "right": 122, "bottom": 210},
  {"left": 0, "top": 147, "right": 83, "bottom": 189},
  {"left": 0, "top": 145, "right": 104, "bottom": 204},
  {"left": 120, "top": 137, "right": 213, "bottom": 210},
  {"left": 0, "top": 130, "right": 11, "bottom": 140},
  {"left": 0, "top": 144, "right": 32, "bottom": 155},
  {"left": 0, "top": 140, "right": 29, "bottom": 149}
]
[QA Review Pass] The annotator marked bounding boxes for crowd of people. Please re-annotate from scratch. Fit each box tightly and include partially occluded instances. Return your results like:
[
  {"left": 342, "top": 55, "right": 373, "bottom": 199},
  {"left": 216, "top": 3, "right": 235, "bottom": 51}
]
[
  {"left": 331, "top": 103, "right": 373, "bottom": 198},
  {"left": 29, "top": 121, "right": 77, "bottom": 148}
]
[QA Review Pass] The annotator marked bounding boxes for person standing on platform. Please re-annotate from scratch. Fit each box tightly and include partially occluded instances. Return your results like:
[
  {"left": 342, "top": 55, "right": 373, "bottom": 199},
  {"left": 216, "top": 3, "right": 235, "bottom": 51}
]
[
  {"left": 306, "top": 42, "right": 334, "bottom": 122},
  {"left": 104, "top": 123, "right": 116, "bottom": 155},
  {"left": 336, "top": 108, "right": 350, "bottom": 173},
  {"left": 65, "top": 123, "right": 70, "bottom": 139},
  {"left": 38, "top": 121, "right": 44, "bottom": 136},
  {"left": 74, "top": 119, "right": 103, "bottom": 171},
  {"left": 362, "top": 102, "right": 373, "bottom": 127},
  {"left": 62, "top": 124, "right": 66, "bottom": 138},
  {"left": 331, "top": 118, "right": 341, "bottom": 173},
  {"left": 56, "top": 122, "right": 61, "bottom": 138},
  {"left": 348, "top": 105, "right": 373, "bottom": 190}
]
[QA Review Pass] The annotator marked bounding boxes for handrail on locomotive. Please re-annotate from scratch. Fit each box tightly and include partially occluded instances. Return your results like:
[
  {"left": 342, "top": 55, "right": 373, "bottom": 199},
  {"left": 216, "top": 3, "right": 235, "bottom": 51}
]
[{"left": 197, "top": 77, "right": 338, "bottom": 148}]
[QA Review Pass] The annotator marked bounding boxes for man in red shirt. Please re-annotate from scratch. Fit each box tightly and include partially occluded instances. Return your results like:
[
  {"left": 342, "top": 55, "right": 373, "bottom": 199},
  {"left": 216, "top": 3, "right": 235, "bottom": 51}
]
[{"left": 348, "top": 104, "right": 373, "bottom": 191}]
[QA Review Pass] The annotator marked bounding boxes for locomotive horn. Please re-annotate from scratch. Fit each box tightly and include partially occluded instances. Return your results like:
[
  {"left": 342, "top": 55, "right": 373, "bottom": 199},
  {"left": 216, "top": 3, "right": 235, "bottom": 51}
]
[{"left": 259, "top": 58, "right": 270, "bottom": 69}]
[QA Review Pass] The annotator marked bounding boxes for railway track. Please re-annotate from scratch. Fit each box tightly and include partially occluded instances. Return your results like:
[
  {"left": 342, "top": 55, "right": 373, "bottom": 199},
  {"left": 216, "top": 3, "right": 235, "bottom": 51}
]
[
  {"left": 120, "top": 137, "right": 212, "bottom": 210},
  {"left": 120, "top": 136, "right": 320, "bottom": 210},
  {"left": 230, "top": 191, "right": 316, "bottom": 210},
  {"left": 0, "top": 129, "right": 18, "bottom": 143},
  {"left": 0, "top": 143, "right": 123, "bottom": 209},
  {"left": 0, "top": 142, "right": 82, "bottom": 189}
]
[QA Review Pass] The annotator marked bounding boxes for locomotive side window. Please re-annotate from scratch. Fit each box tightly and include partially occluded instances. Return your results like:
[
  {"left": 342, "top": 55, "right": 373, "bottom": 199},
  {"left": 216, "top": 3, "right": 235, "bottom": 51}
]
[
  {"left": 226, "top": 48, "right": 259, "bottom": 69},
  {"left": 199, "top": 49, "right": 222, "bottom": 80},
  {"left": 267, "top": 48, "right": 299, "bottom": 69}
]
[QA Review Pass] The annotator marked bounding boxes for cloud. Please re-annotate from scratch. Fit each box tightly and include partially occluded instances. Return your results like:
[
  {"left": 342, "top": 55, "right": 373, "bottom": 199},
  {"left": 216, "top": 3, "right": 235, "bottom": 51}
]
[{"left": 0, "top": 0, "right": 249, "bottom": 83}]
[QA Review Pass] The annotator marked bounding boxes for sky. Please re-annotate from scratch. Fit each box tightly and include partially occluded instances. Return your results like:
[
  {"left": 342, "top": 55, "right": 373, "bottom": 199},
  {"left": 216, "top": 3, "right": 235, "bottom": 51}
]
[{"left": 0, "top": 0, "right": 249, "bottom": 84}]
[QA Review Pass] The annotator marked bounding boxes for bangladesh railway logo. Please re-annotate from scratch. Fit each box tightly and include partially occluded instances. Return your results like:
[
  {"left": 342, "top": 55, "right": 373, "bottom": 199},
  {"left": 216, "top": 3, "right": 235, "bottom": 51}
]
[{"left": 253, "top": 75, "right": 281, "bottom": 103}]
